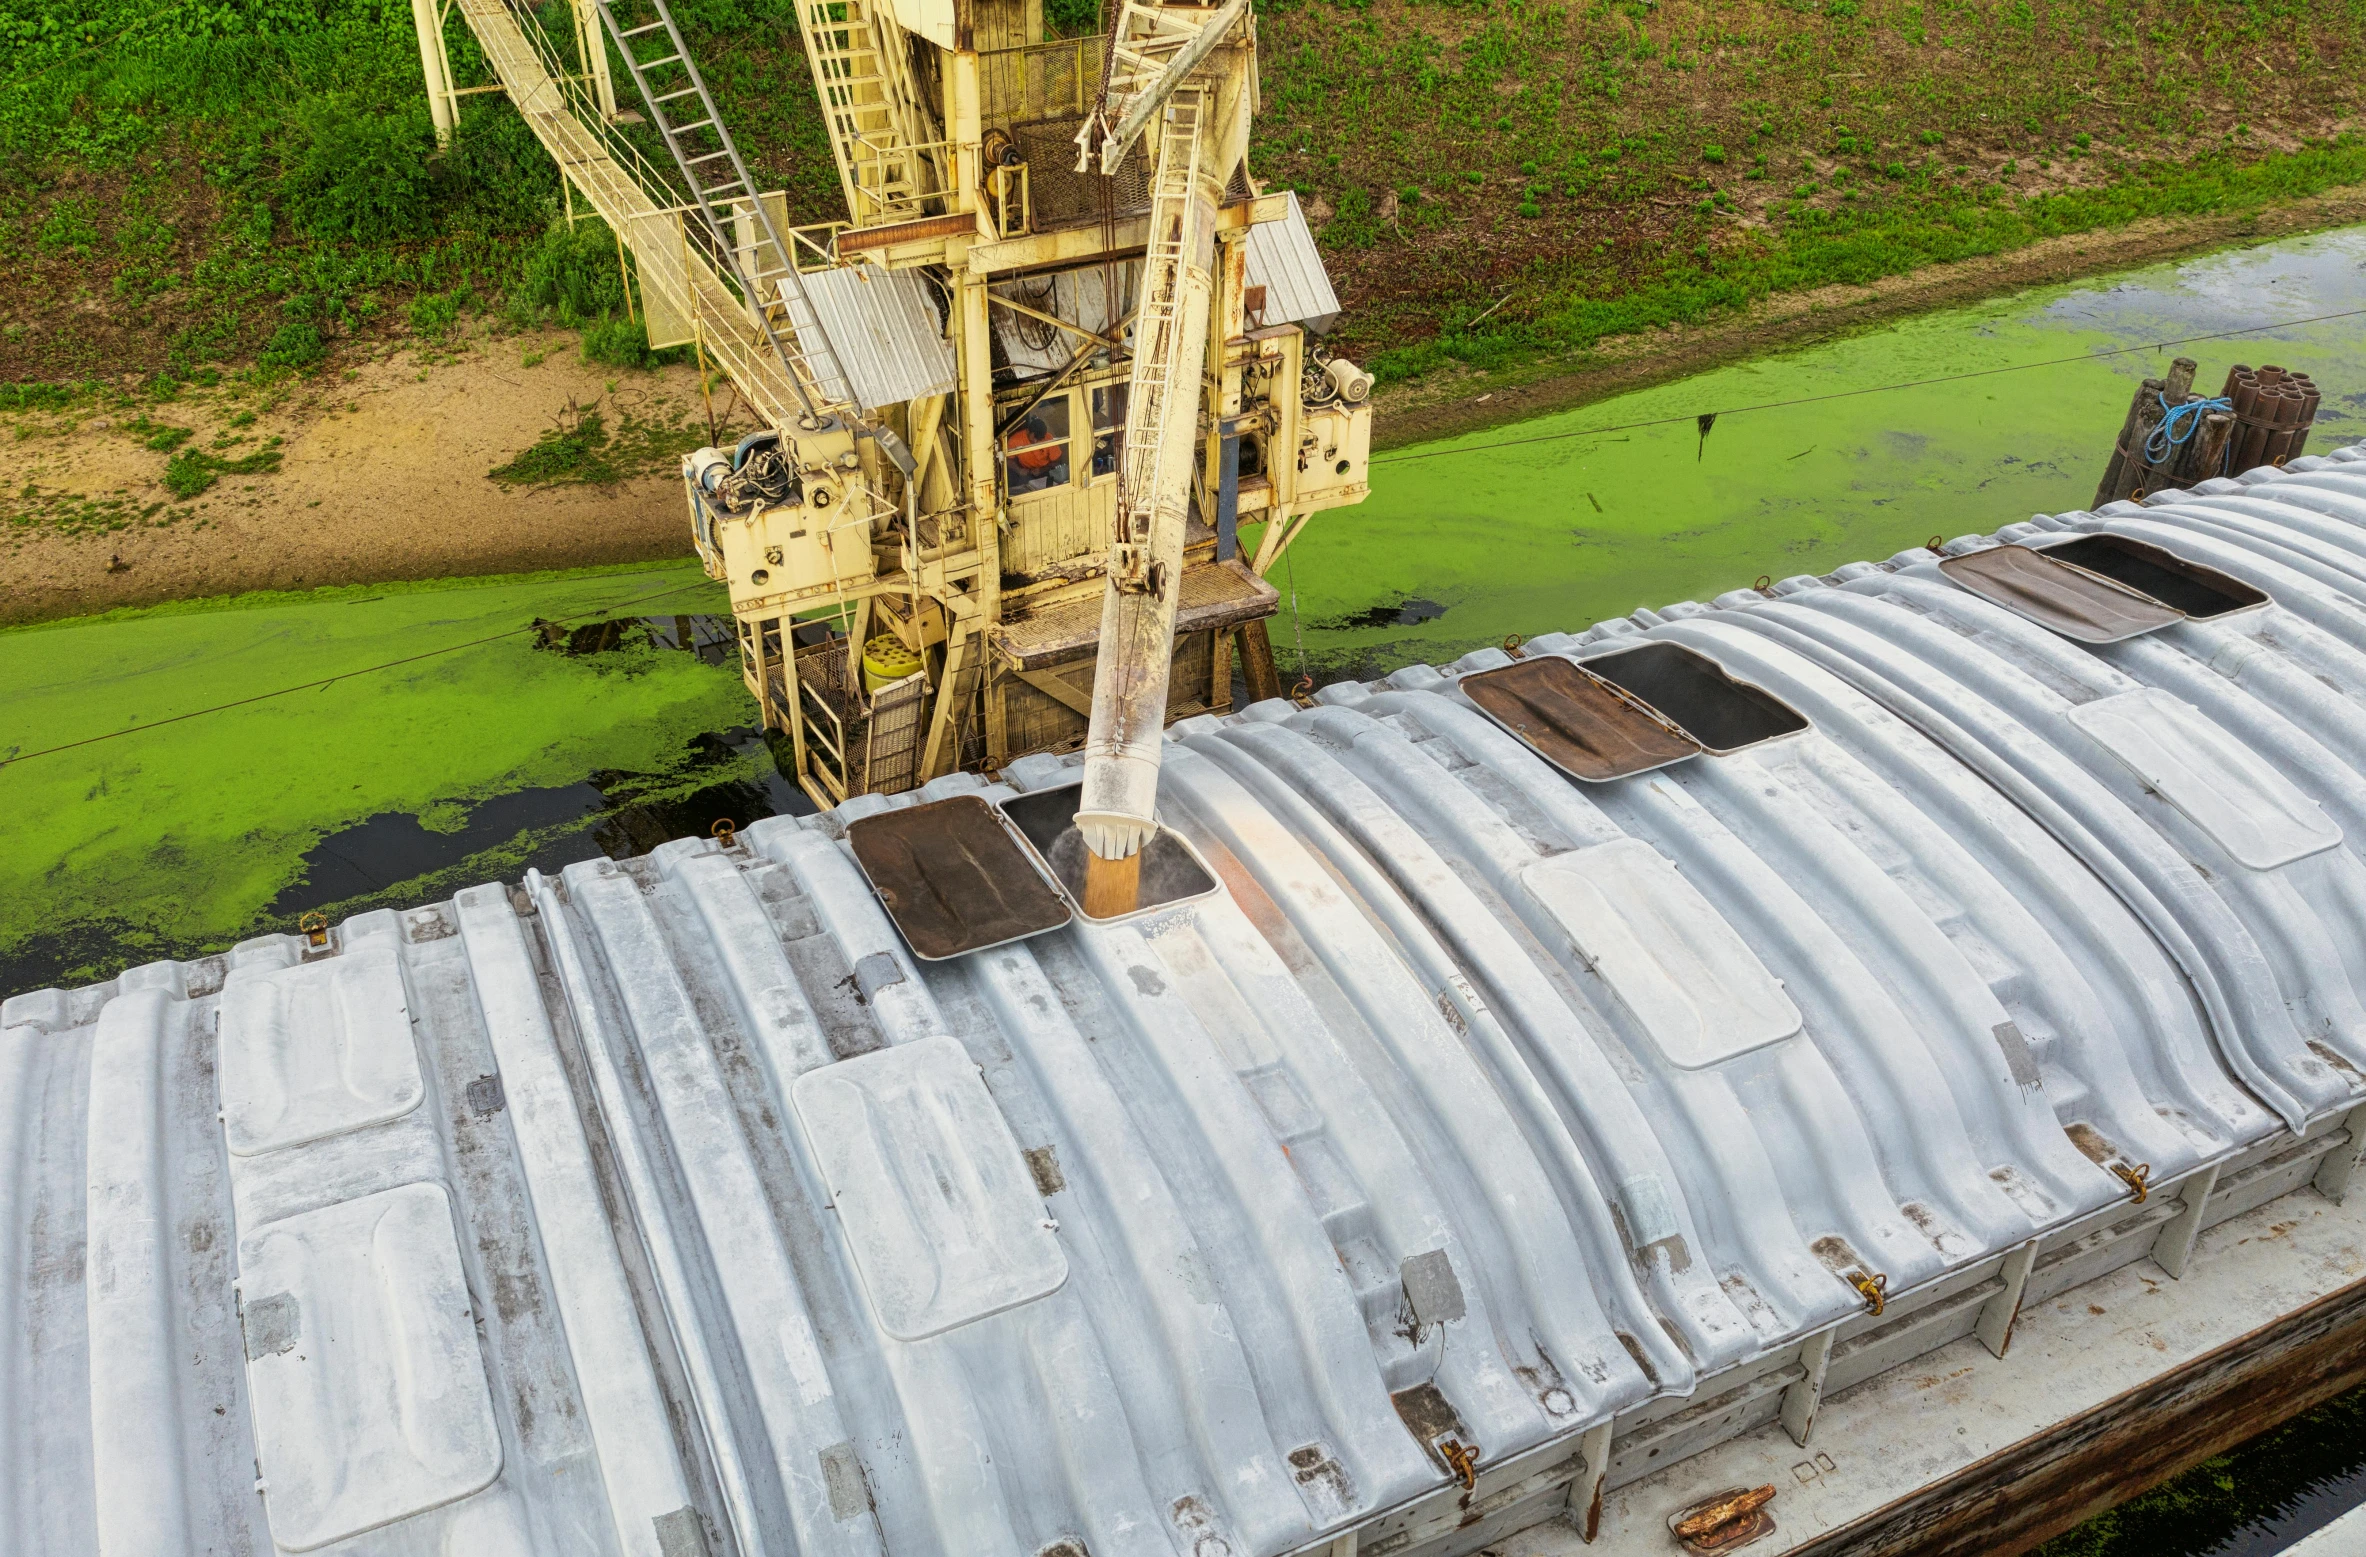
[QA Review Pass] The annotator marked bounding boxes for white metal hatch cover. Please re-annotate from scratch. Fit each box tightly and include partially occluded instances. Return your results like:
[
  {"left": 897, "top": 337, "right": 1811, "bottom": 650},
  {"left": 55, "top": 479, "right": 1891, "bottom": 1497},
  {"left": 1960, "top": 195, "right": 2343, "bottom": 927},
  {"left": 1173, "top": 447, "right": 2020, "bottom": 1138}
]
[
  {"left": 1522, "top": 838, "right": 1803, "bottom": 1069},
  {"left": 238, "top": 1181, "right": 502, "bottom": 1552},
  {"left": 793, "top": 1035, "right": 1068, "bottom": 1341},
  {"left": 219, "top": 949, "right": 423, "bottom": 1157},
  {"left": 2066, "top": 686, "right": 2343, "bottom": 870}
]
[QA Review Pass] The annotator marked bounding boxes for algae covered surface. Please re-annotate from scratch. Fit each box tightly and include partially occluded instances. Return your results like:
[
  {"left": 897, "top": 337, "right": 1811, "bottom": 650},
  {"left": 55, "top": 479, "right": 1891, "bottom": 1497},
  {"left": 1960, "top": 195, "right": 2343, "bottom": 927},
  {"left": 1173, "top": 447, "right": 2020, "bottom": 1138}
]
[
  {"left": 0, "top": 563, "right": 751, "bottom": 992},
  {"left": 1254, "top": 228, "right": 2366, "bottom": 684},
  {"left": 12, "top": 227, "right": 2366, "bottom": 999}
]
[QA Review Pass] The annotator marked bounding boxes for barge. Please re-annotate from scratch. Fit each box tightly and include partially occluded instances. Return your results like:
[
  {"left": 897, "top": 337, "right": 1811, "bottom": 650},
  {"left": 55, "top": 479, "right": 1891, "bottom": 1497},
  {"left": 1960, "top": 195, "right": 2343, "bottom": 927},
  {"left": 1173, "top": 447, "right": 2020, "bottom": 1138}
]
[{"left": 18, "top": 451, "right": 2366, "bottom": 1555}]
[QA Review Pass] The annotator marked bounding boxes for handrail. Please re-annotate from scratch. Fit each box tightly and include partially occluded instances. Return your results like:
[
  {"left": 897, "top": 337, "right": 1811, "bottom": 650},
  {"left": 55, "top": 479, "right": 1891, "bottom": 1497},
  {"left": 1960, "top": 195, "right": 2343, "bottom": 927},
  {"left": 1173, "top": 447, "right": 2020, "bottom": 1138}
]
[
  {"left": 452, "top": 0, "right": 852, "bottom": 425},
  {"left": 979, "top": 32, "right": 1107, "bottom": 123}
]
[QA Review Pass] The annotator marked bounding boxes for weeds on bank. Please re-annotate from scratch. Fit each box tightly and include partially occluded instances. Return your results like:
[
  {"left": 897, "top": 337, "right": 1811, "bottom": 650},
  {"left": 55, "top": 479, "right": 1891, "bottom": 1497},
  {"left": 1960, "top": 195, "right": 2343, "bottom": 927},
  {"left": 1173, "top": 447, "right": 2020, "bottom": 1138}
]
[
  {"left": 3, "top": 483, "right": 183, "bottom": 541},
  {"left": 5, "top": 0, "right": 2366, "bottom": 392},
  {"left": 162, "top": 445, "right": 282, "bottom": 499},
  {"left": 1250, "top": 0, "right": 2366, "bottom": 382},
  {"left": 0, "top": 0, "right": 816, "bottom": 381},
  {"left": 487, "top": 398, "right": 702, "bottom": 488}
]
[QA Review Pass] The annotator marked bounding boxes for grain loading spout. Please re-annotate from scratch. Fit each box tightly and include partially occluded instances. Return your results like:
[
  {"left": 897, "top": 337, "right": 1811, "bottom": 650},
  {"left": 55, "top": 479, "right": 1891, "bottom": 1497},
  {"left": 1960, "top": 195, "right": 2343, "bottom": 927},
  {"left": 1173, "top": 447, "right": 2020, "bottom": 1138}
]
[{"left": 1073, "top": 4, "right": 1240, "bottom": 913}]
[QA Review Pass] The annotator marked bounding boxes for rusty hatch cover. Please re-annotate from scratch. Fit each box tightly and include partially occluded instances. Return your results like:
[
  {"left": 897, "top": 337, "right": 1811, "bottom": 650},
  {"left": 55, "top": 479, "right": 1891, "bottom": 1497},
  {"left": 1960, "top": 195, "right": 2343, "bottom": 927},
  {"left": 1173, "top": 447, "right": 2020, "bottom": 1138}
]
[
  {"left": 1461, "top": 654, "right": 1703, "bottom": 781},
  {"left": 1937, "top": 543, "right": 2184, "bottom": 643},
  {"left": 845, "top": 794, "right": 1072, "bottom": 960}
]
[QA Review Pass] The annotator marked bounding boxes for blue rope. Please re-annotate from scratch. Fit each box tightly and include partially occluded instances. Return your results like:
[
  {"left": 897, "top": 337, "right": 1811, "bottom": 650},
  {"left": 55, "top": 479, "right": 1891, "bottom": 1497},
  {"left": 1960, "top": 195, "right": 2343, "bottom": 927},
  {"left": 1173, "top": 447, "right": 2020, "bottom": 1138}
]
[{"left": 2145, "top": 393, "right": 2234, "bottom": 468}]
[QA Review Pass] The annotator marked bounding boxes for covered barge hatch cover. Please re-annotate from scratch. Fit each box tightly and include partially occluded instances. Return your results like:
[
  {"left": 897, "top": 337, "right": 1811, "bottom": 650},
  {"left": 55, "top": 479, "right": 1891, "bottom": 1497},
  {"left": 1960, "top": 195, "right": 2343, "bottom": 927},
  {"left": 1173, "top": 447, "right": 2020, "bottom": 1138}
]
[{"left": 845, "top": 793, "right": 1071, "bottom": 959}]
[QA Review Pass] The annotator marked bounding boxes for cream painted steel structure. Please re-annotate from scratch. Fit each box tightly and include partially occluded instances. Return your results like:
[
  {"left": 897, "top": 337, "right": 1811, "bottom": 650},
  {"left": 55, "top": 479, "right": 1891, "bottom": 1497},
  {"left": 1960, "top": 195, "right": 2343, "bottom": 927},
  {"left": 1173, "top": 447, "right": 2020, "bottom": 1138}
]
[
  {"left": 18, "top": 452, "right": 2366, "bottom": 1554},
  {"left": 418, "top": 0, "right": 1372, "bottom": 810}
]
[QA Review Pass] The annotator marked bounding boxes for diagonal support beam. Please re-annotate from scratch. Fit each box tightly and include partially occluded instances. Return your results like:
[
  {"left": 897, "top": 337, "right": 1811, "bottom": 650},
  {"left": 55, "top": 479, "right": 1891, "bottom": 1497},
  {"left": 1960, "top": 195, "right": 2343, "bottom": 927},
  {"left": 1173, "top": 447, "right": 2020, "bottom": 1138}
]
[{"left": 1076, "top": 0, "right": 1248, "bottom": 174}]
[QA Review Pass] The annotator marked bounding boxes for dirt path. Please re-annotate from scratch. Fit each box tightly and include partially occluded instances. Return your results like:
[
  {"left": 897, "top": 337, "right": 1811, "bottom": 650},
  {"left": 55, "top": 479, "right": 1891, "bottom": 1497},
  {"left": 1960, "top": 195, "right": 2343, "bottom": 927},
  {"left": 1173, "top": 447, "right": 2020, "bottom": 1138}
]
[
  {"left": 6, "top": 187, "right": 2363, "bottom": 626},
  {"left": 0, "top": 329, "right": 754, "bottom": 625}
]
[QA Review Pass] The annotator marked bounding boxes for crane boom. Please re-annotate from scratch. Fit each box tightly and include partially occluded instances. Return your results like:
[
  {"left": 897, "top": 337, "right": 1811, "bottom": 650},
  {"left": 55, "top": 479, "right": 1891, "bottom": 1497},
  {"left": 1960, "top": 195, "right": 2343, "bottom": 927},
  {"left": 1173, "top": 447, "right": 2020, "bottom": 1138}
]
[{"left": 1074, "top": 83, "right": 1219, "bottom": 872}]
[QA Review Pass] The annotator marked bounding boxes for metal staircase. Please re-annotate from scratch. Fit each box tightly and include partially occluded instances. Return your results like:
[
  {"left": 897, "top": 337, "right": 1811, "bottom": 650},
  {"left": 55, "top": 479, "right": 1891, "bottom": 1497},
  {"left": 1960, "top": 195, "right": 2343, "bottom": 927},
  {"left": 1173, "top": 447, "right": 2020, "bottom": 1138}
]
[
  {"left": 590, "top": 0, "right": 854, "bottom": 413},
  {"left": 448, "top": 0, "right": 818, "bottom": 428},
  {"left": 793, "top": 0, "right": 938, "bottom": 227}
]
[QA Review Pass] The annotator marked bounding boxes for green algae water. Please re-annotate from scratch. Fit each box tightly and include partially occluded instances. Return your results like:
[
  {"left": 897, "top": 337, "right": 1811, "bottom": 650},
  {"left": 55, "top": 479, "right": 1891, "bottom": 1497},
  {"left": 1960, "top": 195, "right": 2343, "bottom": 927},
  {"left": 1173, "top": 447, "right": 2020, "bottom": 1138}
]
[
  {"left": 0, "top": 563, "right": 786, "bottom": 991},
  {"left": 1248, "top": 229, "right": 2366, "bottom": 685},
  {"left": 9, "top": 227, "right": 2366, "bottom": 1008}
]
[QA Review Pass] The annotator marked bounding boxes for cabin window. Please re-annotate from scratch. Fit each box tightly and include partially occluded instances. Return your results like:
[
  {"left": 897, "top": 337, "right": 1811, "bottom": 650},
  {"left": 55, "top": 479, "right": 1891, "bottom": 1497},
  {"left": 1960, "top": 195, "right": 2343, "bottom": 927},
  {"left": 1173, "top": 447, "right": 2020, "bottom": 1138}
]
[
  {"left": 1003, "top": 396, "right": 1072, "bottom": 494},
  {"left": 1090, "top": 383, "right": 1129, "bottom": 479}
]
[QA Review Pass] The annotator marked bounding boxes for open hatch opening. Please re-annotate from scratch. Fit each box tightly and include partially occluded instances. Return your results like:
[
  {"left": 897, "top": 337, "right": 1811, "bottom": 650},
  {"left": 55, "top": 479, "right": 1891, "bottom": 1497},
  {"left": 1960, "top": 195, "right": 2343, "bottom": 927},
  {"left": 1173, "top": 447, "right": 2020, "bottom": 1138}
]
[
  {"left": 1000, "top": 782, "right": 1219, "bottom": 921},
  {"left": 1580, "top": 642, "right": 1810, "bottom": 755},
  {"left": 2034, "top": 534, "right": 2269, "bottom": 620},
  {"left": 845, "top": 795, "right": 1072, "bottom": 960}
]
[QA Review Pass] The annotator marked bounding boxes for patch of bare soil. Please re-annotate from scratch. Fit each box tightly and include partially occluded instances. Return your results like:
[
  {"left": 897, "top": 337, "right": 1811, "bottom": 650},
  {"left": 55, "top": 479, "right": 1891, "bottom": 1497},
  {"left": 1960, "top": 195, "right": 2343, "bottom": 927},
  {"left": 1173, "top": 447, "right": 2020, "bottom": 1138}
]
[
  {"left": 1371, "top": 183, "right": 2366, "bottom": 449},
  {"left": 1, "top": 329, "right": 759, "bottom": 624}
]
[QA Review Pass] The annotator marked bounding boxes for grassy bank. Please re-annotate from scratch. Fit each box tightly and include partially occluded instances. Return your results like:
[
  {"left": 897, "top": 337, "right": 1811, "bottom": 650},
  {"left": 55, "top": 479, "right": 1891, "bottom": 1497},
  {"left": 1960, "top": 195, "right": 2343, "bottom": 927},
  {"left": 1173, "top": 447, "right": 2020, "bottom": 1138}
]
[{"left": 3, "top": 0, "right": 2365, "bottom": 399}]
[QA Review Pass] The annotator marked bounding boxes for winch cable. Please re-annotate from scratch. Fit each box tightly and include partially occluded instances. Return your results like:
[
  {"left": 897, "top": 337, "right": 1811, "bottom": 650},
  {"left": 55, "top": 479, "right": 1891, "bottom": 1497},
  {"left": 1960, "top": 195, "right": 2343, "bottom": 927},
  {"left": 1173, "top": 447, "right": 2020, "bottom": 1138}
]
[
  {"left": 1371, "top": 305, "right": 2366, "bottom": 467},
  {"left": 0, "top": 573, "right": 724, "bottom": 770}
]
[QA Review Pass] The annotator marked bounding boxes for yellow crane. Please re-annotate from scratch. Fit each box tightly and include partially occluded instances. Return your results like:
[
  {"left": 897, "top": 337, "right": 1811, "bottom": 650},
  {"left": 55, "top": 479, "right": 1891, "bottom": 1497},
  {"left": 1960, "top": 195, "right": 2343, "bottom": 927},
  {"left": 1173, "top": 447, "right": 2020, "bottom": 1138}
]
[{"left": 413, "top": 0, "right": 1375, "bottom": 817}]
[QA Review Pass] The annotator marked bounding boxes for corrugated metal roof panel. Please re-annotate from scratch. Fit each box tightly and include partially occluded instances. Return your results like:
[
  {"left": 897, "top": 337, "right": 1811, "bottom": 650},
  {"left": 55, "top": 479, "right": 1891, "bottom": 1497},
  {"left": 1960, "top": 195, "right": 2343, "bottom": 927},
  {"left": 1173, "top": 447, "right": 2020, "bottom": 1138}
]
[
  {"left": 1243, "top": 191, "right": 1341, "bottom": 334},
  {"left": 14, "top": 449, "right": 2366, "bottom": 1555},
  {"left": 797, "top": 262, "right": 956, "bottom": 411}
]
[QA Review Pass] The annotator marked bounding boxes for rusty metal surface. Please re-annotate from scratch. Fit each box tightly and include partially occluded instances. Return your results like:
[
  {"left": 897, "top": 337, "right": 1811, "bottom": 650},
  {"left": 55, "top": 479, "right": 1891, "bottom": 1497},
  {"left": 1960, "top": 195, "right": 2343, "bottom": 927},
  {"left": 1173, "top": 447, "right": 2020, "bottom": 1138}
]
[
  {"left": 845, "top": 793, "right": 1071, "bottom": 958},
  {"left": 1460, "top": 653, "right": 1703, "bottom": 780},
  {"left": 1936, "top": 543, "right": 2184, "bottom": 643},
  {"left": 994, "top": 556, "right": 1278, "bottom": 669}
]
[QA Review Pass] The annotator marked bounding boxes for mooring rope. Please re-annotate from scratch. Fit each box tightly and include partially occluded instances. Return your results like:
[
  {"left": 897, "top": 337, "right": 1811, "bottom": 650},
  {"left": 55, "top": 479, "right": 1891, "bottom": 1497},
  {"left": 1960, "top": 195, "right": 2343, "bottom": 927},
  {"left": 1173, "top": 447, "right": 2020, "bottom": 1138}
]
[{"left": 2145, "top": 393, "right": 2235, "bottom": 466}]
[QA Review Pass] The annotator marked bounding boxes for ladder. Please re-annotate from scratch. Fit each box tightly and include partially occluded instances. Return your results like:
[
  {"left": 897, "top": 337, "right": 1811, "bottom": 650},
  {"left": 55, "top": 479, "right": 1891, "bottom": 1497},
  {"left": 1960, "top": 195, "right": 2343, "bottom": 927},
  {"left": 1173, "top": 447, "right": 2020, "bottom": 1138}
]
[
  {"left": 591, "top": 0, "right": 854, "bottom": 413},
  {"left": 793, "top": 0, "right": 937, "bottom": 227},
  {"left": 1111, "top": 86, "right": 1207, "bottom": 584}
]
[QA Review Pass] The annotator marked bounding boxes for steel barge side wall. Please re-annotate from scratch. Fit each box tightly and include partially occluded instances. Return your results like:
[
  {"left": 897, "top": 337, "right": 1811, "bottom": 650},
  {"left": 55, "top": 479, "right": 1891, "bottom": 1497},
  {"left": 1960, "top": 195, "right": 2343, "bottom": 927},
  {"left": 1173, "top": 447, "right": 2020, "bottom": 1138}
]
[{"left": 15, "top": 450, "right": 2366, "bottom": 1557}]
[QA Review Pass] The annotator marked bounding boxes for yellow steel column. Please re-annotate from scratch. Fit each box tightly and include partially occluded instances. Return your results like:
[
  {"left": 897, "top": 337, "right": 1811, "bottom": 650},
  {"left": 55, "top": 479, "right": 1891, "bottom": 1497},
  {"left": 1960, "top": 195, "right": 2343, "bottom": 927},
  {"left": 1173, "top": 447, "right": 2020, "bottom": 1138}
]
[
  {"left": 1252, "top": 326, "right": 1304, "bottom": 575},
  {"left": 957, "top": 265, "right": 1006, "bottom": 764},
  {"left": 571, "top": 0, "right": 617, "bottom": 119},
  {"left": 411, "top": 0, "right": 458, "bottom": 145}
]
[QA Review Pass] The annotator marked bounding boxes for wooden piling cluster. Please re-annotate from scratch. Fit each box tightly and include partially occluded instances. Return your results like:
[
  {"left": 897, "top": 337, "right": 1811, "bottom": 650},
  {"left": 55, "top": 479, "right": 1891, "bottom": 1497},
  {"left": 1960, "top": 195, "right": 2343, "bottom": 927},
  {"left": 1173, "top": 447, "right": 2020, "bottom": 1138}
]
[
  {"left": 2224, "top": 364, "right": 2322, "bottom": 472},
  {"left": 2094, "top": 358, "right": 2320, "bottom": 508}
]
